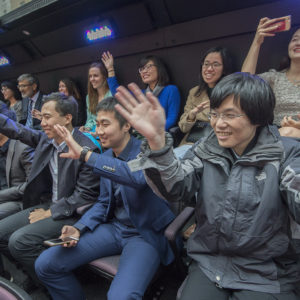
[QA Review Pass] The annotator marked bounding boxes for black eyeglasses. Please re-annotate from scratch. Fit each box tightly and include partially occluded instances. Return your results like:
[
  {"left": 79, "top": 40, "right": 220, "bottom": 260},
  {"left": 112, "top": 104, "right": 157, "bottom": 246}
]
[{"left": 138, "top": 64, "right": 156, "bottom": 73}]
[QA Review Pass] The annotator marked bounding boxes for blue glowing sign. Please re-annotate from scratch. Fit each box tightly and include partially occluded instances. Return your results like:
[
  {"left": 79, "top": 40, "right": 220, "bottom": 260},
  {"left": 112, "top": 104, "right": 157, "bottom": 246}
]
[
  {"left": 0, "top": 56, "right": 9, "bottom": 66},
  {"left": 85, "top": 25, "right": 114, "bottom": 42}
]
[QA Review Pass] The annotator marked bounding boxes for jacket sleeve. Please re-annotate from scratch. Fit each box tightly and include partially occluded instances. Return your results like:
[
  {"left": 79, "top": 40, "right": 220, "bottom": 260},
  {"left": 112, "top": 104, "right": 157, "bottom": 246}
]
[
  {"left": 86, "top": 152, "right": 147, "bottom": 190},
  {"left": 178, "top": 88, "right": 210, "bottom": 133},
  {"left": 128, "top": 133, "right": 203, "bottom": 203},
  {"left": 74, "top": 179, "right": 110, "bottom": 231},
  {"left": 107, "top": 76, "right": 120, "bottom": 96},
  {"left": 280, "top": 142, "right": 300, "bottom": 224},
  {"left": 164, "top": 85, "right": 181, "bottom": 130},
  {"left": 0, "top": 145, "right": 34, "bottom": 202},
  {"left": 0, "top": 114, "right": 42, "bottom": 148}
]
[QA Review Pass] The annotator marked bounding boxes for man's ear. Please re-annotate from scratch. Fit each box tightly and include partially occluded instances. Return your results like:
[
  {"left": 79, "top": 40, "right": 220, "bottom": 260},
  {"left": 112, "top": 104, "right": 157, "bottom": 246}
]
[
  {"left": 32, "top": 83, "right": 38, "bottom": 92},
  {"left": 65, "top": 113, "right": 73, "bottom": 125},
  {"left": 123, "top": 122, "right": 131, "bottom": 133}
]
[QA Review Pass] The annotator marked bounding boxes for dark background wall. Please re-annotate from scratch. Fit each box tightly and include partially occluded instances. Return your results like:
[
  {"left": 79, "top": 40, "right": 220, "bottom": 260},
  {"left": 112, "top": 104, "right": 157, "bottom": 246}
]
[{"left": 0, "top": 0, "right": 299, "bottom": 110}]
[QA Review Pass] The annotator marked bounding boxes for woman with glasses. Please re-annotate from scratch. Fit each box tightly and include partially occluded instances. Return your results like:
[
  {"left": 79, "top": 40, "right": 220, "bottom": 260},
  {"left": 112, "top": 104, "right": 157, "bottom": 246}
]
[
  {"left": 174, "top": 47, "right": 233, "bottom": 158},
  {"left": 102, "top": 51, "right": 180, "bottom": 130},
  {"left": 242, "top": 18, "right": 300, "bottom": 137},
  {"left": 79, "top": 62, "right": 112, "bottom": 135},
  {"left": 0, "top": 81, "right": 22, "bottom": 122}
]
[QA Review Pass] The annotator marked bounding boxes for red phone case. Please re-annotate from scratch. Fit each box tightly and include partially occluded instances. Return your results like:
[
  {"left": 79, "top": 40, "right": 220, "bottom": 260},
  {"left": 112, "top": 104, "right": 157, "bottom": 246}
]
[{"left": 270, "top": 16, "right": 291, "bottom": 33}]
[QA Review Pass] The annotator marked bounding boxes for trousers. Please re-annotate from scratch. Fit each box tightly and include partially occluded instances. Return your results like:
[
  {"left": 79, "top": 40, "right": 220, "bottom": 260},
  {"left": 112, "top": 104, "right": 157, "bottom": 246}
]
[
  {"left": 35, "top": 220, "right": 161, "bottom": 300},
  {"left": 179, "top": 261, "right": 298, "bottom": 300},
  {"left": 0, "top": 203, "right": 77, "bottom": 280}
]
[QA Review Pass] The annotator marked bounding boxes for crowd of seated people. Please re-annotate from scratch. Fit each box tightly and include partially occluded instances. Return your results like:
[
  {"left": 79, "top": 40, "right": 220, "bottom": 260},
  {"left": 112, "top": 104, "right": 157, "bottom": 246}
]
[{"left": 0, "top": 16, "right": 298, "bottom": 300}]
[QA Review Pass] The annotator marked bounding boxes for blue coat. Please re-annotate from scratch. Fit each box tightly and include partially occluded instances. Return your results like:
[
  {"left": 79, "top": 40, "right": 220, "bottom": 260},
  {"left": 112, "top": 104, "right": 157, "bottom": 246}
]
[
  {"left": 107, "top": 76, "right": 181, "bottom": 130},
  {"left": 75, "top": 137, "right": 176, "bottom": 265}
]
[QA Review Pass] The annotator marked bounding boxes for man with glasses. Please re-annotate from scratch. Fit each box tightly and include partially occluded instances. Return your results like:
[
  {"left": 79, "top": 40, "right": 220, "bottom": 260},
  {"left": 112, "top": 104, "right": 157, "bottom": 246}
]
[
  {"left": 113, "top": 72, "right": 300, "bottom": 299},
  {"left": 17, "top": 73, "right": 43, "bottom": 129}
]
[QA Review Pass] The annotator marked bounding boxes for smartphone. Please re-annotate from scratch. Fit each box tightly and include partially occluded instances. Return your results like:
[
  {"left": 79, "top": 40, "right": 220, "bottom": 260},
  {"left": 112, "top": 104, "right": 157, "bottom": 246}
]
[
  {"left": 43, "top": 236, "right": 79, "bottom": 247},
  {"left": 269, "top": 15, "right": 291, "bottom": 33}
]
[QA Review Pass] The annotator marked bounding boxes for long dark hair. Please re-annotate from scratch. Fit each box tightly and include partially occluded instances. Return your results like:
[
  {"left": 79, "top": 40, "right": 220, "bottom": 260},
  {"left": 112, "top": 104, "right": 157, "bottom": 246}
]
[
  {"left": 1, "top": 80, "right": 22, "bottom": 102},
  {"left": 60, "top": 78, "right": 81, "bottom": 102},
  {"left": 195, "top": 46, "right": 233, "bottom": 97}
]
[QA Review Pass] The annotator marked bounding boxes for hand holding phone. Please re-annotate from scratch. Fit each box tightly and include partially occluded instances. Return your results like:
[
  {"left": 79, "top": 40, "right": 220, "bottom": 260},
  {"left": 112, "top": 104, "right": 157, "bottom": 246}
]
[
  {"left": 268, "top": 15, "right": 291, "bottom": 33},
  {"left": 43, "top": 236, "right": 79, "bottom": 247}
]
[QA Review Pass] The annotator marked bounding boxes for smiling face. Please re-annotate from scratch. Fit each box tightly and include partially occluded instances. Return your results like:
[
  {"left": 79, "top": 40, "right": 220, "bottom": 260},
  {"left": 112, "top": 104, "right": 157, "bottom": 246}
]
[
  {"left": 139, "top": 60, "right": 159, "bottom": 88},
  {"left": 210, "top": 95, "right": 258, "bottom": 156},
  {"left": 202, "top": 52, "right": 224, "bottom": 88},
  {"left": 89, "top": 67, "right": 105, "bottom": 90},
  {"left": 58, "top": 81, "right": 69, "bottom": 96},
  {"left": 40, "top": 100, "right": 71, "bottom": 143},
  {"left": 1, "top": 86, "right": 14, "bottom": 101},
  {"left": 18, "top": 80, "right": 37, "bottom": 98},
  {"left": 95, "top": 110, "right": 130, "bottom": 155},
  {"left": 288, "top": 28, "right": 300, "bottom": 61}
]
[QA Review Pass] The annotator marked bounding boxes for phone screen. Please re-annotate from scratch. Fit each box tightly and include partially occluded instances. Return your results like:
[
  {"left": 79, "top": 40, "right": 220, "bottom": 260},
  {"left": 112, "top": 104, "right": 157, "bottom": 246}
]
[{"left": 43, "top": 236, "right": 78, "bottom": 246}]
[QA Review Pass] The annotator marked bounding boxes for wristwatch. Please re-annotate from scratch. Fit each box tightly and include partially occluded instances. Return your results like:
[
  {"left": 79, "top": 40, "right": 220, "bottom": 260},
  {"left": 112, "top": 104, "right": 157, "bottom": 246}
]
[{"left": 79, "top": 146, "right": 92, "bottom": 162}]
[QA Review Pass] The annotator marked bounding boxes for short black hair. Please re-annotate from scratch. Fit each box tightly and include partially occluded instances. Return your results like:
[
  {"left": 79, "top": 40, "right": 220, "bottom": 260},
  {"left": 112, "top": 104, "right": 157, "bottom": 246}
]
[
  {"left": 1, "top": 81, "right": 22, "bottom": 100},
  {"left": 0, "top": 101, "right": 17, "bottom": 121},
  {"left": 96, "top": 97, "right": 128, "bottom": 129},
  {"left": 138, "top": 55, "right": 170, "bottom": 86},
  {"left": 210, "top": 72, "right": 275, "bottom": 126},
  {"left": 42, "top": 92, "right": 78, "bottom": 126}
]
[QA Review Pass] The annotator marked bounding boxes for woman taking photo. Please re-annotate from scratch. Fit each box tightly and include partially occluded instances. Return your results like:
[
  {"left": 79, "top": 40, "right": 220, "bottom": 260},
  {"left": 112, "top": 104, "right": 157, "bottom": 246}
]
[
  {"left": 242, "top": 17, "right": 300, "bottom": 137},
  {"left": 102, "top": 51, "right": 180, "bottom": 130}
]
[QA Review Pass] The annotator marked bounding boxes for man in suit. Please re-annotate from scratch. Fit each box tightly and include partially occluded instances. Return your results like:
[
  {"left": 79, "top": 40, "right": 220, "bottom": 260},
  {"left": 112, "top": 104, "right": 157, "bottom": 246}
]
[
  {"left": 35, "top": 97, "right": 176, "bottom": 300},
  {"left": 0, "top": 93, "right": 100, "bottom": 283},
  {"left": 17, "top": 73, "right": 43, "bottom": 129},
  {"left": 0, "top": 138, "right": 34, "bottom": 220}
]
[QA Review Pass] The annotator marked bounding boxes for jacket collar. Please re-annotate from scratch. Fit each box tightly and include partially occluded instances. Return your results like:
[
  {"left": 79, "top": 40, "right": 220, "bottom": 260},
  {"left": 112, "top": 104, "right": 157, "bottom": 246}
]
[{"left": 196, "top": 125, "right": 284, "bottom": 164}]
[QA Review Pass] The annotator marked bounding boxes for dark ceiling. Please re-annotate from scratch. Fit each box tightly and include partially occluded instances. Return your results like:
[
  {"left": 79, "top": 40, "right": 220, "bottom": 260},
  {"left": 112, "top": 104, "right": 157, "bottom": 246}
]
[{"left": 0, "top": 0, "right": 280, "bottom": 66}]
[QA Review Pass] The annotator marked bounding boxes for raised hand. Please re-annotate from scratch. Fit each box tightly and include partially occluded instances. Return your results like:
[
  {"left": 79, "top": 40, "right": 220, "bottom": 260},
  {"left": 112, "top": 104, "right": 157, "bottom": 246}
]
[
  {"left": 53, "top": 124, "right": 82, "bottom": 159},
  {"left": 32, "top": 109, "right": 42, "bottom": 120},
  {"left": 254, "top": 17, "right": 281, "bottom": 45},
  {"left": 115, "top": 83, "right": 166, "bottom": 150},
  {"left": 101, "top": 51, "right": 115, "bottom": 76},
  {"left": 187, "top": 100, "right": 210, "bottom": 121},
  {"left": 281, "top": 116, "right": 300, "bottom": 130}
]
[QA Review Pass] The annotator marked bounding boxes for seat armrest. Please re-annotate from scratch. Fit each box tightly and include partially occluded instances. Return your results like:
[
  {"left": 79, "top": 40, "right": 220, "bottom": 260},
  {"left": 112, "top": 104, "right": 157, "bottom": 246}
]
[
  {"left": 168, "top": 126, "right": 184, "bottom": 147},
  {"left": 164, "top": 207, "right": 195, "bottom": 242}
]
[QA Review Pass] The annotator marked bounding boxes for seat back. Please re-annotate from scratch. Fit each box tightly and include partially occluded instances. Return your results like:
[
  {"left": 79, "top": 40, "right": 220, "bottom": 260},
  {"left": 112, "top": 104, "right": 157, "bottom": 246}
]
[{"left": 0, "top": 277, "right": 32, "bottom": 300}]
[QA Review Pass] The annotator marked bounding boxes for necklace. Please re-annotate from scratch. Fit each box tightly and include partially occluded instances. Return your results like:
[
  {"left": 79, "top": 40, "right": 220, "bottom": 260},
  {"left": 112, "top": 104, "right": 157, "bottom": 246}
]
[{"left": 286, "top": 73, "right": 300, "bottom": 87}]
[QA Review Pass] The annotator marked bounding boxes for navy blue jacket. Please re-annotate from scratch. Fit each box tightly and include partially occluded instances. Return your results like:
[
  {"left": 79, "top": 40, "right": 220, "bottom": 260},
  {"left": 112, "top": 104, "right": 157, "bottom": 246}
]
[{"left": 75, "top": 136, "right": 176, "bottom": 265}]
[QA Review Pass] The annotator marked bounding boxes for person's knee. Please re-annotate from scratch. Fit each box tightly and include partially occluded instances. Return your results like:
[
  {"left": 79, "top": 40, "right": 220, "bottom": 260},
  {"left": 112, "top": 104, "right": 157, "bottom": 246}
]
[
  {"left": 8, "top": 230, "right": 27, "bottom": 259},
  {"left": 35, "top": 253, "right": 49, "bottom": 280},
  {"left": 108, "top": 285, "right": 142, "bottom": 300}
]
